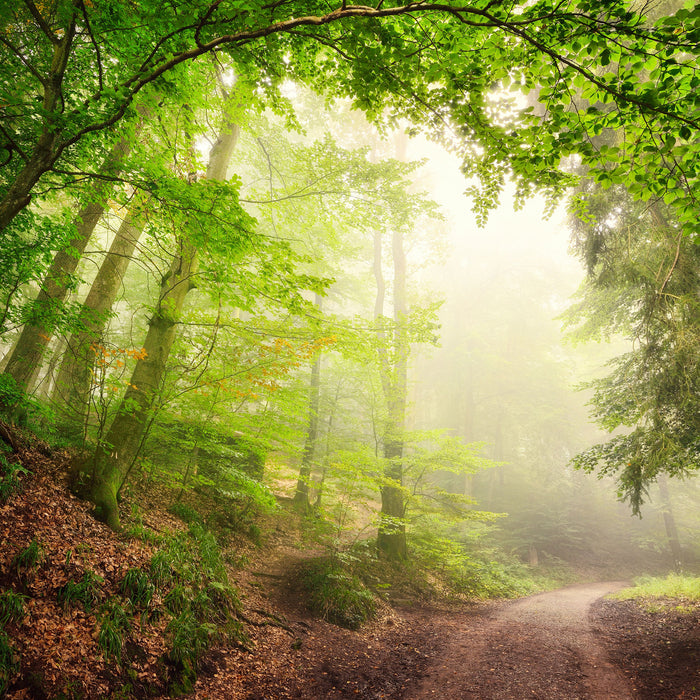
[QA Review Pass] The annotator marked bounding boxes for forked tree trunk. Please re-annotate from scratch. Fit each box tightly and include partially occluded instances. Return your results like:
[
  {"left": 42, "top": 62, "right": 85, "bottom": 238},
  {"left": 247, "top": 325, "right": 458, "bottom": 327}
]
[
  {"left": 90, "top": 115, "right": 240, "bottom": 529},
  {"left": 0, "top": 14, "right": 77, "bottom": 233}
]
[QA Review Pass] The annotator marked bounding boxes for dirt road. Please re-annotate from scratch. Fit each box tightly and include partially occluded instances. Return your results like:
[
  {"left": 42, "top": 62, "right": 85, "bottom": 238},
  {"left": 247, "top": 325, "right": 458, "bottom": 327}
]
[{"left": 407, "top": 581, "right": 635, "bottom": 700}]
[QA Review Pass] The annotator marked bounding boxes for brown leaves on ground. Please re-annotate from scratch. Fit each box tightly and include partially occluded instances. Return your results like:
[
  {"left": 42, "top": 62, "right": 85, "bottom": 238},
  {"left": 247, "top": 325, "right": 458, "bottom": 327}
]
[
  {"left": 0, "top": 442, "right": 168, "bottom": 698},
  {"left": 592, "top": 598, "right": 700, "bottom": 699}
]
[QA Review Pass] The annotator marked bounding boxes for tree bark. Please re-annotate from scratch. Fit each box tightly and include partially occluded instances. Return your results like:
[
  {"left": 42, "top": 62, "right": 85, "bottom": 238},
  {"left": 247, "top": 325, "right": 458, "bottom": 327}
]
[
  {"left": 52, "top": 200, "right": 148, "bottom": 426},
  {"left": 658, "top": 474, "right": 683, "bottom": 571},
  {"left": 377, "top": 224, "right": 409, "bottom": 560},
  {"left": 294, "top": 295, "right": 323, "bottom": 512},
  {"left": 90, "top": 115, "right": 241, "bottom": 529},
  {"left": 0, "top": 10, "right": 78, "bottom": 232},
  {"left": 1, "top": 134, "right": 135, "bottom": 398}
]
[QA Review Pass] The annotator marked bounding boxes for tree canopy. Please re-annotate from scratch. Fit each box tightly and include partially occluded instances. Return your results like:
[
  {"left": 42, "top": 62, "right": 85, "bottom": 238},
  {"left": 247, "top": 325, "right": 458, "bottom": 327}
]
[{"left": 2, "top": 0, "right": 699, "bottom": 237}]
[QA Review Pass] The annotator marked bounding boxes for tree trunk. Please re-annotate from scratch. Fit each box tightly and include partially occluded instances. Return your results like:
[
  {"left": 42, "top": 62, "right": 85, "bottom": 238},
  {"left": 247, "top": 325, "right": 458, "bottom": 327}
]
[
  {"left": 90, "top": 115, "right": 241, "bottom": 529},
  {"left": 52, "top": 200, "right": 148, "bottom": 427},
  {"left": 91, "top": 237, "right": 199, "bottom": 526},
  {"left": 294, "top": 296, "right": 323, "bottom": 512},
  {"left": 658, "top": 474, "right": 683, "bottom": 571},
  {"left": 377, "top": 223, "right": 409, "bottom": 560},
  {"left": 1, "top": 134, "right": 135, "bottom": 399}
]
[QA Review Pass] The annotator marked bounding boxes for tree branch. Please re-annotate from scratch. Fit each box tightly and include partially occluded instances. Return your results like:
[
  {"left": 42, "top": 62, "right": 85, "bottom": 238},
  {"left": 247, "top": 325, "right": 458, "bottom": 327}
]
[{"left": 23, "top": 0, "right": 59, "bottom": 44}]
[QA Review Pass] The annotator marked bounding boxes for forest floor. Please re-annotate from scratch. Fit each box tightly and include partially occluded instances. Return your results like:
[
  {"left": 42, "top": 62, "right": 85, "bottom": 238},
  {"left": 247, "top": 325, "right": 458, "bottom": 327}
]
[{"left": 0, "top": 439, "right": 698, "bottom": 699}]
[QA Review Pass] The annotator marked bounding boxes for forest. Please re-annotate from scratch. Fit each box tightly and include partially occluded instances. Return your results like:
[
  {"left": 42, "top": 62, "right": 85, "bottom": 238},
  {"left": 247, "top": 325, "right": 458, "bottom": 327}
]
[{"left": 0, "top": 0, "right": 699, "bottom": 697}]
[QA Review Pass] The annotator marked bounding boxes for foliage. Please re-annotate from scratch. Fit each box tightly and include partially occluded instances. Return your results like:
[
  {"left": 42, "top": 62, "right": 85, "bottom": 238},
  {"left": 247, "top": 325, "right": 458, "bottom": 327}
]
[
  {"left": 0, "top": 455, "right": 29, "bottom": 503},
  {"left": 166, "top": 612, "right": 219, "bottom": 694},
  {"left": 299, "top": 557, "right": 377, "bottom": 630},
  {"left": 118, "top": 568, "right": 155, "bottom": 610},
  {"left": 2, "top": 0, "right": 699, "bottom": 243},
  {"left": 97, "top": 600, "right": 131, "bottom": 664},
  {"left": 12, "top": 539, "right": 44, "bottom": 573},
  {"left": 167, "top": 502, "right": 204, "bottom": 527},
  {"left": 565, "top": 181, "right": 700, "bottom": 511},
  {"left": 142, "top": 521, "right": 244, "bottom": 689},
  {"left": 408, "top": 520, "right": 551, "bottom": 600},
  {"left": 0, "top": 629, "right": 19, "bottom": 696}
]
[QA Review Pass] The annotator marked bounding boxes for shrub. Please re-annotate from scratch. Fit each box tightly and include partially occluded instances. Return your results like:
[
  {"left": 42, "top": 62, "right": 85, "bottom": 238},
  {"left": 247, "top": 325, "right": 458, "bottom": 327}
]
[{"left": 300, "top": 558, "right": 376, "bottom": 630}]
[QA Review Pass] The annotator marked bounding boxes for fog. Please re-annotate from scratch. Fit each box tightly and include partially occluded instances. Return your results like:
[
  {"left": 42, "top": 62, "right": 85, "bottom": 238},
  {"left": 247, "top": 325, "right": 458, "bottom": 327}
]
[{"left": 402, "top": 139, "right": 699, "bottom": 576}]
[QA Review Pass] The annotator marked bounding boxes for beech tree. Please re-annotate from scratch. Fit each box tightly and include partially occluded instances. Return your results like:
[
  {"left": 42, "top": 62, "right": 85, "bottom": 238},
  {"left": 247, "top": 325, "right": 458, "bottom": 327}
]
[{"left": 89, "top": 98, "right": 248, "bottom": 529}]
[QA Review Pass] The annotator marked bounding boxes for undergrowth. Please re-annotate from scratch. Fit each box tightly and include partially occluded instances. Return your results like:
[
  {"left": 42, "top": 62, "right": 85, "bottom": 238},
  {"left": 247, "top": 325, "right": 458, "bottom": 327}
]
[
  {"left": 130, "top": 520, "right": 245, "bottom": 693},
  {"left": 0, "top": 455, "right": 28, "bottom": 503},
  {"left": 612, "top": 573, "right": 700, "bottom": 610},
  {"left": 0, "top": 589, "right": 24, "bottom": 695},
  {"left": 299, "top": 556, "right": 377, "bottom": 630}
]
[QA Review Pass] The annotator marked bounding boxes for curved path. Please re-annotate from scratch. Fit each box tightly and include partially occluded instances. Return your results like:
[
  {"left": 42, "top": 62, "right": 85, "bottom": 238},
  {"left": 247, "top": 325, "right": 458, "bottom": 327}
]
[{"left": 406, "top": 582, "right": 635, "bottom": 700}]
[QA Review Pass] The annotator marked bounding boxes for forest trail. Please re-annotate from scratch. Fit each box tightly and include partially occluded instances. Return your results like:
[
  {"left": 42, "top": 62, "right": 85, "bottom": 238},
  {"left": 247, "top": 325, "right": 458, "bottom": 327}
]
[{"left": 406, "top": 581, "right": 635, "bottom": 700}]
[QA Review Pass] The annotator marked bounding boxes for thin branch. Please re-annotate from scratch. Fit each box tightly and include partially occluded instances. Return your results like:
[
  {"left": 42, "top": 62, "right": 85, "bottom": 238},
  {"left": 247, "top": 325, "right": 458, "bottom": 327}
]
[
  {"left": 0, "top": 36, "right": 48, "bottom": 86},
  {"left": 23, "top": 0, "right": 59, "bottom": 44},
  {"left": 0, "top": 125, "right": 29, "bottom": 163},
  {"left": 77, "top": 0, "right": 104, "bottom": 92},
  {"left": 195, "top": 0, "right": 224, "bottom": 48}
]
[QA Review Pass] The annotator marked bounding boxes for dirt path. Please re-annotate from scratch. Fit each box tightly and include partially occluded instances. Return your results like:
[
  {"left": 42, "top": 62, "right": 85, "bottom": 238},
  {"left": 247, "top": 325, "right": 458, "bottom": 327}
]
[
  {"left": 184, "top": 572, "right": 699, "bottom": 699},
  {"left": 407, "top": 582, "right": 635, "bottom": 700}
]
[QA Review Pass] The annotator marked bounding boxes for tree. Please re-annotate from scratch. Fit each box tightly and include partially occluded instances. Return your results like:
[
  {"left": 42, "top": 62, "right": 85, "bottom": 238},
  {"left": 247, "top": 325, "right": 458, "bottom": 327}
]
[
  {"left": 0, "top": 127, "right": 140, "bottom": 398},
  {"left": 89, "top": 100, "right": 248, "bottom": 528},
  {"left": 293, "top": 295, "right": 324, "bottom": 513},
  {"left": 51, "top": 197, "right": 149, "bottom": 428},
  {"left": 565, "top": 183, "right": 700, "bottom": 514}
]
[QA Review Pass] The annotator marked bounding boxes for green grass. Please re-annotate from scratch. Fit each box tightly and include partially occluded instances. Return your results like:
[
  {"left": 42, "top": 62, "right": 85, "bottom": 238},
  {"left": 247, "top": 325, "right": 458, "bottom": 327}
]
[
  {"left": 97, "top": 601, "right": 131, "bottom": 664},
  {"left": 612, "top": 573, "right": 700, "bottom": 602},
  {"left": 0, "top": 628, "right": 19, "bottom": 695},
  {"left": 0, "top": 456, "right": 28, "bottom": 503},
  {"left": 0, "top": 590, "right": 26, "bottom": 626},
  {"left": 12, "top": 538, "right": 43, "bottom": 572},
  {"left": 167, "top": 502, "right": 204, "bottom": 526},
  {"left": 119, "top": 568, "right": 155, "bottom": 609}
]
